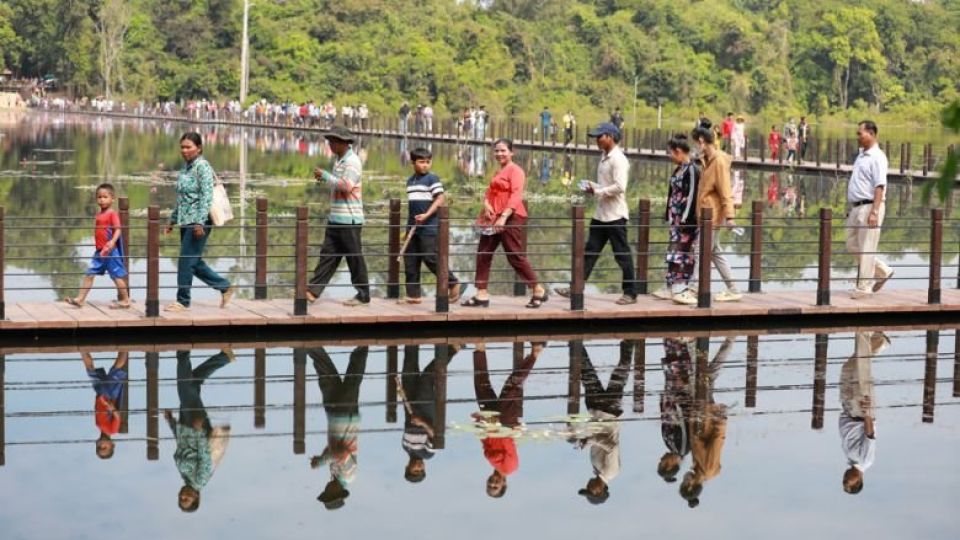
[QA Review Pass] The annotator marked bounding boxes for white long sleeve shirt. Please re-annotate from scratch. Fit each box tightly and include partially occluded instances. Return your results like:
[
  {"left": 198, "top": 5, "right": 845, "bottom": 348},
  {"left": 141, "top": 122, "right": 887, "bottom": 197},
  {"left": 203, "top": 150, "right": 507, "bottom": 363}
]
[{"left": 590, "top": 146, "right": 630, "bottom": 222}]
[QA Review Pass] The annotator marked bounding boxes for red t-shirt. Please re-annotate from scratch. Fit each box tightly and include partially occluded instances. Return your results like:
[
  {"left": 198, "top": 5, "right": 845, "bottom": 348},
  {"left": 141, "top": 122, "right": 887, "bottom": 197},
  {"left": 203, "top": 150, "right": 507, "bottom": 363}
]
[
  {"left": 484, "top": 162, "right": 527, "bottom": 219},
  {"left": 94, "top": 210, "right": 121, "bottom": 251},
  {"left": 721, "top": 118, "right": 734, "bottom": 137},
  {"left": 95, "top": 395, "right": 121, "bottom": 436},
  {"left": 482, "top": 437, "right": 518, "bottom": 476}
]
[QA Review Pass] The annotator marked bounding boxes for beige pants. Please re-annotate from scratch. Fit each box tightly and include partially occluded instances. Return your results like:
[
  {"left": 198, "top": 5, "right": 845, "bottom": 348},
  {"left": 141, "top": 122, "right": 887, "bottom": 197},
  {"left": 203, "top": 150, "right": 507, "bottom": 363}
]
[
  {"left": 840, "top": 332, "right": 880, "bottom": 418},
  {"left": 845, "top": 203, "right": 890, "bottom": 291}
]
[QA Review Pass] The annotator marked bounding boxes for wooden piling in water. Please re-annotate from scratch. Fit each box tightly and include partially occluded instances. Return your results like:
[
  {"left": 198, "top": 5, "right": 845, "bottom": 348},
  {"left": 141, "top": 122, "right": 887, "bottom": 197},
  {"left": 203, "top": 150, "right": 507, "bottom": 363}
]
[
  {"left": 633, "top": 339, "right": 646, "bottom": 414},
  {"left": 812, "top": 333, "right": 828, "bottom": 430},
  {"left": 923, "top": 330, "right": 938, "bottom": 423},
  {"left": 293, "top": 348, "right": 306, "bottom": 454},
  {"left": 146, "top": 351, "right": 159, "bottom": 460},
  {"left": 746, "top": 335, "right": 758, "bottom": 408},
  {"left": 254, "top": 348, "right": 266, "bottom": 428}
]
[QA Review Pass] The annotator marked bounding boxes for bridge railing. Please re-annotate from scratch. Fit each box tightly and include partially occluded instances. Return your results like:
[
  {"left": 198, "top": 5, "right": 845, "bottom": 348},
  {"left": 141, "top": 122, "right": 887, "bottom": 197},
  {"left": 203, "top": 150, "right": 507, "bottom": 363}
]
[{"left": 1, "top": 196, "right": 958, "bottom": 318}]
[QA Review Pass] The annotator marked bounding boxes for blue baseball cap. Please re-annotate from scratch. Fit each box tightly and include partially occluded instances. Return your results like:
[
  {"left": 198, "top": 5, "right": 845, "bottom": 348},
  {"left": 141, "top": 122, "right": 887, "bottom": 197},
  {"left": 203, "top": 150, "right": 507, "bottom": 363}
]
[{"left": 587, "top": 122, "right": 621, "bottom": 140}]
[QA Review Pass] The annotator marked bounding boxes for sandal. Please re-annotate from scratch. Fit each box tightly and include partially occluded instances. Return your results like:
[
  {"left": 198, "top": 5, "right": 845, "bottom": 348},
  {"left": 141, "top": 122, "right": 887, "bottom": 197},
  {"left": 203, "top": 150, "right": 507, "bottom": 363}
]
[
  {"left": 461, "top": 296, "right": 490, "bottom": 308},
  {"left": 64, "top": 297, "right": 83, "bottom": 308},
  {"left": 108, "top": 300, "right": 131, "bottom": 310},
  {"left": 165, "top": 302, "right": 189, "bottom": 312},
  {"left": 525, "top": 292, "right": 549, "bottom": 309}
]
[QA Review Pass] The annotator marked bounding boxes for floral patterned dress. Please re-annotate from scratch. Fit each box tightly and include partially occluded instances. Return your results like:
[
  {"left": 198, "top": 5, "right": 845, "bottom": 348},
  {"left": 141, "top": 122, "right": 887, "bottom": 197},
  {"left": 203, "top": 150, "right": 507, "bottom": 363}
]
[{"left": 665, "top": 162, "right": 699, "bottom": 287}]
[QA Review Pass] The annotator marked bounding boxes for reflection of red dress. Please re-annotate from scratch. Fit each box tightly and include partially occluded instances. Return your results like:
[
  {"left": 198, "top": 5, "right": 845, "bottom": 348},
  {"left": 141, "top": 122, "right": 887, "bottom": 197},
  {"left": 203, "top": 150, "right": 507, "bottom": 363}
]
[
  {"left": 767, "top": 175, "right": 779, "bottom": 205},
  {"left": 482, "top": 437, "right": 518, "bottom": 476}
]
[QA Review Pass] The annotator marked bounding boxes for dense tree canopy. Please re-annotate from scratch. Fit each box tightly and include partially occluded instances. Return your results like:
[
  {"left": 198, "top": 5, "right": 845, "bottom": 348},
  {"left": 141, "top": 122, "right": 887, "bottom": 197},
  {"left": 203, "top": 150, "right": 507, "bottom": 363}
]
[{"left": 1, "top": 0, "right": 958, "bottom": 121}]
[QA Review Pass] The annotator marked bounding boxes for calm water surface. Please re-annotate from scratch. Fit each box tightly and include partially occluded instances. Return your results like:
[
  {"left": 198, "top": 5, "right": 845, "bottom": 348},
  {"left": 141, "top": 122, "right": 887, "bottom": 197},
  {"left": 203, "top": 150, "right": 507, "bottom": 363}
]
[{"left": 1, "top": 329, "right": 958, "bottom": 539}]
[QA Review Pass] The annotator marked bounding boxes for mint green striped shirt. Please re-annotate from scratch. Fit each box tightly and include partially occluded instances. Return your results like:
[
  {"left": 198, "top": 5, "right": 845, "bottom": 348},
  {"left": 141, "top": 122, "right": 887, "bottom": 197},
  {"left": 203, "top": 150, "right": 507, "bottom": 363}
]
[{"left": 320, "top": 149, "right": 364, "bottom": 225}]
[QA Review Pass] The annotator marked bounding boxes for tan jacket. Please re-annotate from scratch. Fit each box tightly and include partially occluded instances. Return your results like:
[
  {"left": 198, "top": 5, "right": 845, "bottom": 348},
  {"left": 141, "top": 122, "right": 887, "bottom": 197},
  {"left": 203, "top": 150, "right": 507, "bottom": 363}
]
[
  {"left": 691, "top": 404, "right": 727, "bottom": 482},
  {"left": 696, "top": 150, "right": 735, "bottom": 227}
]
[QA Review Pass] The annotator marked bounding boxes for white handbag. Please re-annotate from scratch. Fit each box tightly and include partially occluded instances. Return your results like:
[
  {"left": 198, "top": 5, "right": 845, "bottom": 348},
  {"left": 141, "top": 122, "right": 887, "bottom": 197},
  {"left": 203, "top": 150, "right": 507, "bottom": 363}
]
[{"left": 209, "top": 173, "right": 234, "bottom": 226}]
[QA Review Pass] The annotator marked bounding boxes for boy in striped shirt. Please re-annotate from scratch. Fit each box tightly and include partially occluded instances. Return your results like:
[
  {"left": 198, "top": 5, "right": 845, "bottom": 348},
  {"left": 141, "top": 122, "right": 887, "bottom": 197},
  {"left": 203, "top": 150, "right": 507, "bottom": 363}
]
[{"left": 401, "top": 147, "right": 462, "bottom": 303}]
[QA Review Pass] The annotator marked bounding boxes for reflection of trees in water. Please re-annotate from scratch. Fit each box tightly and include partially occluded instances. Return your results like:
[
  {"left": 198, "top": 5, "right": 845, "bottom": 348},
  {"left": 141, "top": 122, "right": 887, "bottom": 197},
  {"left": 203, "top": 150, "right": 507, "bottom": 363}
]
[{"left": 0, "top": 114, "right": 953, "bottom": 297}]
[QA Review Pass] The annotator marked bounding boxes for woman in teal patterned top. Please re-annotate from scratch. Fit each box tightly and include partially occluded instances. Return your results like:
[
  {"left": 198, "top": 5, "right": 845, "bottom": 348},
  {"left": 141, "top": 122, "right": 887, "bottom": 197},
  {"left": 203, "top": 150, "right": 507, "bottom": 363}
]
[{"left": 165, "top": 132, "right": 233, "bottom": 311}]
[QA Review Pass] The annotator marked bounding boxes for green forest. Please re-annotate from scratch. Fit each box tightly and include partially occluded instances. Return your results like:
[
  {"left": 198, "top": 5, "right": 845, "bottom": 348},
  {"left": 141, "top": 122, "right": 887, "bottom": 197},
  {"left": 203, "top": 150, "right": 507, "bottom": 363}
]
[{"left": 1, "top": 0, "right": 959, "bottom": 123}]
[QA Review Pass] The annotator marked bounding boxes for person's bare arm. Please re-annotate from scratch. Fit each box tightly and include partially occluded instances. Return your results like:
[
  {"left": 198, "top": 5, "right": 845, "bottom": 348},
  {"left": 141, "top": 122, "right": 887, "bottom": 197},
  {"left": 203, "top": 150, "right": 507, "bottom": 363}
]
[{"left": 867, "top": 186, "right": 885, "bottom": 228}]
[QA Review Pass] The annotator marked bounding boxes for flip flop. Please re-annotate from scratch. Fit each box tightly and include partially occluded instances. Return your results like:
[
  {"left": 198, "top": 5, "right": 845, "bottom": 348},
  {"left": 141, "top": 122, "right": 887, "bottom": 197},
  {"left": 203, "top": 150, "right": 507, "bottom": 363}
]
[
  {"left": 108, "top": 300, "right": 131, "bottom": 310},
  {"left": 63, "top": 297, "right": 83, "bottom": 308},
  {"left": 525, "top": 292, "right": 549, "bottom": 309},
  {"left": 461, "top": 296, "right": 489, "bottom": 308}
]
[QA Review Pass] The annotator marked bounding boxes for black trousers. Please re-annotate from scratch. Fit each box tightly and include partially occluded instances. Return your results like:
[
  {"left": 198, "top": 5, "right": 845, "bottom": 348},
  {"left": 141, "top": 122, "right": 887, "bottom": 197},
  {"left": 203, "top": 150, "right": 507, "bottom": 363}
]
[
  {"left": 309, "top": 223, "right": 370, "bottom": 301},
  {"left": 309, "top": 346, "right": 368, "bottom": 416},
  {"left": 580, "top": 340, "right": 632, "bottom": 417},
  {"left": 584, "top": 218, "right": 637, "bottom": 297},
  {"left": 403, "top": 233, "right": 459, "bottom": 298}
]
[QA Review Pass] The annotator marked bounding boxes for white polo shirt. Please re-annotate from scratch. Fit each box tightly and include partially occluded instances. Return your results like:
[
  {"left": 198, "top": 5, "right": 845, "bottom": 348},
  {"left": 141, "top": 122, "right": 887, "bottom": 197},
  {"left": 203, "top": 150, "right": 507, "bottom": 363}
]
[
  {"left": 847, "top": 144, "right": 888, "bottom": 203},
  {"left": 591, "top": 145, "right": 630, "bottom": 222}
]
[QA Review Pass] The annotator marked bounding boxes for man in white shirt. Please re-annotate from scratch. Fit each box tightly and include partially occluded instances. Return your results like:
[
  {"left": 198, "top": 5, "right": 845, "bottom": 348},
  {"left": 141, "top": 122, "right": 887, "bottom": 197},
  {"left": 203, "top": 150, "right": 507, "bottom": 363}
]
[
  {"left": 839, "top": 331, "right": 888, "bottom": 494},
  {"left": 571, "top": 340, "right": 631, "bottom": 505},
  {"left": 555, "top": 123, "right": 637, "bottom": 304},
  {"left": 846, "top": 120, "right": 893, "bottom": 299}
]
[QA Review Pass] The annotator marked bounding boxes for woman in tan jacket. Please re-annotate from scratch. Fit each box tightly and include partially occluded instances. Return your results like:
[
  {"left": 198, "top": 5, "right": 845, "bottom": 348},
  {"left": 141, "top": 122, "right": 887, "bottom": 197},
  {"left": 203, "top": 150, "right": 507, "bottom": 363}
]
[{"left": 691, "top": 122, "right": 742, "bottom": 302}]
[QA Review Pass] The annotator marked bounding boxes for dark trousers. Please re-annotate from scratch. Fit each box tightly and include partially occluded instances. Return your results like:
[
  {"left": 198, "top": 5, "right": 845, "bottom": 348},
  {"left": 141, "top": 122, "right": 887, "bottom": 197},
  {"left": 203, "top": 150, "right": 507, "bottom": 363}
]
[
  {"left": 309, "top": 346, "right": 368, "bottom": 416},
  {"left": 584, "top": 218, "right": 637, "bottom": 297},
  {"left": 176, "top": 350, "right": 231, "bottom": 430},
  {"left": 403, "top": 233, "right": 459, "bottom": 298},
  {"left": 579, "top": 341, "right": 632, "bottom": 417},
  {"left": 473, "top": 349, "right": 538, "bottom": 427},
  {"left": 475, "top": 216, "right": 538, "bottom": 290},
  {"left": 402, "top": 344, "right": 457, "bottom": 421},
  {"left": 309, "top": 223, "right": 370, "bottom": 301},
  {"left": 177, "top": 224, "right": 231, "bottom": 307}
]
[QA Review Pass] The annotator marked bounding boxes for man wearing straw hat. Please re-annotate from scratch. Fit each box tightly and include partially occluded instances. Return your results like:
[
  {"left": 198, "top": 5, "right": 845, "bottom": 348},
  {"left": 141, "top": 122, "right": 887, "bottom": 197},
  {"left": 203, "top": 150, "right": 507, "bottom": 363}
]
[{"left": 308, "top": 125, "right": 370, "bottom": 306}]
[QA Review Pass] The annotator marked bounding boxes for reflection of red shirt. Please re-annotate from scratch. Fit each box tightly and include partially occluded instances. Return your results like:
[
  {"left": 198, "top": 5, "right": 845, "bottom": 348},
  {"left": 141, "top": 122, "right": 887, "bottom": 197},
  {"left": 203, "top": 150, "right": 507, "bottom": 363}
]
[
  {"left": 95, "top": 395, "right": 121, "bottom": 435},
  {"left": 94, "top": 210, "right": 121, "bottom": 250},
  {"left": 484, "top": 163, "right": 527, "bottom": 218},
  {"left": 767, "top": 175, "right": 779, "bottom": 204},
  {"left": 482, "top": 437, "right": 518, "bottom": 476},
  {"left": 721, "top": 118, "right": 734, "bottom": 137}
]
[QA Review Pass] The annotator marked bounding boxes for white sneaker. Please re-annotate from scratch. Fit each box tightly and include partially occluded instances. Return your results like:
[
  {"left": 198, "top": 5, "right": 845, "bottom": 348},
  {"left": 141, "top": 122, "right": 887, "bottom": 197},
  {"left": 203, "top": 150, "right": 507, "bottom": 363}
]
[
  {"left": 672, "top": 289, "right": 698, "bottom": 305},
  {"left": 850, "top": 288, "right": 873, "bottom": 299},
  {"left": 651, "top": 286, "right": 673, "bottom": 300},
  {"left": 714, "top": 289, "right": 743, "bottom": 302}
]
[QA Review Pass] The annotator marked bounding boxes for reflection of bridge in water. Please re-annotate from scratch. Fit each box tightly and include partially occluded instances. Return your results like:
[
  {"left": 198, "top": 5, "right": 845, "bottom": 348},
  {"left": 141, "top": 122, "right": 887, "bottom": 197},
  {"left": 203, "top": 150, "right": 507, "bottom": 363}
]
[
  {"left": 1, "top": 328, "right": 957, "bottom": 466},
  {"left": 51, "top": 108, "right": 960, "bottom": 182}
]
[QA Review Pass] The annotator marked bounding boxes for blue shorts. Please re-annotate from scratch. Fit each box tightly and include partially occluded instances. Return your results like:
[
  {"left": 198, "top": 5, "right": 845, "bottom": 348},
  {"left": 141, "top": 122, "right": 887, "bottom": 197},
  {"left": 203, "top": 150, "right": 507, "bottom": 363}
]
[
  {"left": 88, "top": 366, "right": 127, "bottom": 403},
  {"left": 86, "top": 249, "right": 127, "bottom": 280}
]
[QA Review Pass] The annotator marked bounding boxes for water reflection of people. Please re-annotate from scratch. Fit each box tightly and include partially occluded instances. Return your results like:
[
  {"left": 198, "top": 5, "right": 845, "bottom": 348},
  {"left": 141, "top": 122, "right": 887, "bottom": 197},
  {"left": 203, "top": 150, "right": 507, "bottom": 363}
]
[
  {"left": 308, "top": 346, "right": 368, "bottom": 510},
  {"left": 164, "top": 349, "right": 235, "bottom": 513},
  {"left": 840, "top": 332, "right": 888, "bottom": 495},
  {"left": 658, "top": 339, "right": 694, "bottom": 483},
  {"left": 570, "top": 341, "right": 632, "bottom": 505},
  {"left": 400, "top": 344, "right": 459, "bottom": 483},
  {"left": 679, "top": 337, "right": 733, "bottom": 508},
  {"left": 82, "top": 351, "right": 128, "bottom": 459},
  {"left": 472, "top": 342, "right": 545, "bottom": 498}
]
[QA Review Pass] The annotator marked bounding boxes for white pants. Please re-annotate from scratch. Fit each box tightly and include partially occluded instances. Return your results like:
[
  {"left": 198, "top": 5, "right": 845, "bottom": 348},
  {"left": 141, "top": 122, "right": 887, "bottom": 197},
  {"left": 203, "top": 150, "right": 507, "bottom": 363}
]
[
  {"left": 712, "top": 230, "right": 735, "bottom": 290},
  {"left": 845, "top": 203, "right": 890, "bottom": 291}
]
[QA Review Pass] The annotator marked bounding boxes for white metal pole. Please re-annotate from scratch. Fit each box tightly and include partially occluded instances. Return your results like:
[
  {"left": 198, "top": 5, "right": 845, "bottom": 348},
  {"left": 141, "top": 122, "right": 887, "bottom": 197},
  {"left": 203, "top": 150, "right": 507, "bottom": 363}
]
[{"left": 240, "top": 0, "right": 250, "bottom": 104}]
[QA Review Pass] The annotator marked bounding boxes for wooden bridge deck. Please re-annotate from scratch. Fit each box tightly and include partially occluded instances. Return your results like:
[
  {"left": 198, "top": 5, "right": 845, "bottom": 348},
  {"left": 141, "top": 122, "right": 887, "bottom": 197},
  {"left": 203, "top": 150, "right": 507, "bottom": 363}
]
[{"left": 3, "top": 289, "right": 959, "bottom": 340}]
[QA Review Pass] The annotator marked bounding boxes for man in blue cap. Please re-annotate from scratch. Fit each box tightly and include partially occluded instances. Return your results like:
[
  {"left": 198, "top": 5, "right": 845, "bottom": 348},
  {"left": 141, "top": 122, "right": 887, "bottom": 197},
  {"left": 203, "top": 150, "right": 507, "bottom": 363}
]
[{"left": 555, "top": 122, "right": 637, "bottom": 305}]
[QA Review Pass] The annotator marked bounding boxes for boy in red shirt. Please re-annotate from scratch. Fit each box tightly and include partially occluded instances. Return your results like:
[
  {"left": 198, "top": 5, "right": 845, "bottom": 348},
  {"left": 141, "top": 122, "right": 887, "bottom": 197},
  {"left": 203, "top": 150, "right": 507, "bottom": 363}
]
[
  {"left": 65, "top": 183, "right": 130, "bottom": 308},
  {"left": 83, "top": 351, "right": 128, "bottom": 459}
]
